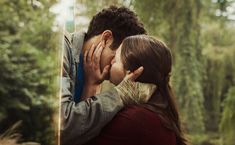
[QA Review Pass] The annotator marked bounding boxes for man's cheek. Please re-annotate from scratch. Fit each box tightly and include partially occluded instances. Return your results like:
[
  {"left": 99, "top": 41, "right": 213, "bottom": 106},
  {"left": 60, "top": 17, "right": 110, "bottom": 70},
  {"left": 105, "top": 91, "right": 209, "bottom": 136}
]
[
  {"left": 104, "top": 66, "right": 111, "bottom": 80},
  {"left": 102, "top": 60, "right": 112, "bottom": 80},
  {"left": 100, "top": 49, "right": 107, "bottom": 69},
  {"left": 100, "top": 52, "right": 106, "bottom": 71},
  {"left": 101, "top": 55, "right": 113, "bottom": 70}
]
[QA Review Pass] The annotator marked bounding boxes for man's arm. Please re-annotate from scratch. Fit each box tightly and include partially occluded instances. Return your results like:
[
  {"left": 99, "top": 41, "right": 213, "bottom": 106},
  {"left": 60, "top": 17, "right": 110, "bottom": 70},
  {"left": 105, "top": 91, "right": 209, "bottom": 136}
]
[
  {"left": 61, "top": 35, "right": 152, "bottom": 145},
  {"left": 61, "top": 35, "right": 124, "bottom": 145},
  {"left": 61, "top": 89, "right": 123, "bottom": 145}
]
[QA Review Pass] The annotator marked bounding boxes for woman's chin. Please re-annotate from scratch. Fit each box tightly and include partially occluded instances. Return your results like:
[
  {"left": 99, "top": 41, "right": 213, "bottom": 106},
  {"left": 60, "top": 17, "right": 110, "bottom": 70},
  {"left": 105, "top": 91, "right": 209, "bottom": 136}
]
[
  {"left": 109, "top": 80, "right": 117, "bottom": 86},
  {"left": 109, "top": 79, "right": 121, "bottom": 86}
]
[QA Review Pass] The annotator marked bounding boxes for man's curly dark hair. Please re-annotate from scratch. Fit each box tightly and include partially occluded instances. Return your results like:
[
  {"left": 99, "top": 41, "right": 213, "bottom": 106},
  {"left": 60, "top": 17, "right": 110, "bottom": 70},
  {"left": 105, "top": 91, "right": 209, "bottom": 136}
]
[{"left": 85, "top": 6, "right": 146, "bottom": 49}]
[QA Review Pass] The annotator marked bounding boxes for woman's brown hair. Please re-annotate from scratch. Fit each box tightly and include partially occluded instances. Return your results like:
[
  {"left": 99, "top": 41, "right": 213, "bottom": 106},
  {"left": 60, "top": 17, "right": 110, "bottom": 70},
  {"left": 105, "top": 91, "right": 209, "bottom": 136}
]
[{"left": 121, "top": 35, "right": 188, "bottom": 145}]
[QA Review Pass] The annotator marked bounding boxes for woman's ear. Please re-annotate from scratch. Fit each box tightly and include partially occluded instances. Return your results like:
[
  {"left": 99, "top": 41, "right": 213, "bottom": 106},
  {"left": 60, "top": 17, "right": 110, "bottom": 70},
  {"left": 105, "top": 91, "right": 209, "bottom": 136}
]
[{"left": 101, "top": 30, "right": 113, "bottom": 45}]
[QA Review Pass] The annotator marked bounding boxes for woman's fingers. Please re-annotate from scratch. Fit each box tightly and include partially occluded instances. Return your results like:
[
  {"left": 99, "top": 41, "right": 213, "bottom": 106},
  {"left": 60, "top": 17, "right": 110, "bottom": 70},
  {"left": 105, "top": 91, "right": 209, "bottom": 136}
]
[
  {"left": 126, "top": 66, "right": 144, "bottom": 81},
  {"left": 101, "top": 64, "right": 110, "bottom": 79},
  {"left": 83, "top": 41, "right": 107, "bottom": 85},
  {"left": 84, "top": 41, "right": 105, "bottom": 77},
  {"left": 93, "top": 42, "right": 102, "bottom": 60},
  {"left": 87, "top": 44, "right": 96, "bottom": 62},
  {"left": 83, "top": 50, "right": 88, "bottom": 65},
  {"left": 93, "top": 41, "right": 104, "bottom": 70}
]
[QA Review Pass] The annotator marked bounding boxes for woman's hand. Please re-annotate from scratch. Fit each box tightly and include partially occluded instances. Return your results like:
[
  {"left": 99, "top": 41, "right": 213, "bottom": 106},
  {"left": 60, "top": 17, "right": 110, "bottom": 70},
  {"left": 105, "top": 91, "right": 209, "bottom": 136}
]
[
  {"left": 81, "top": 41, "right": 110, "bottom": 100},
  {"left": 83, "top": 41, "right": 110, "bottom": 86}
]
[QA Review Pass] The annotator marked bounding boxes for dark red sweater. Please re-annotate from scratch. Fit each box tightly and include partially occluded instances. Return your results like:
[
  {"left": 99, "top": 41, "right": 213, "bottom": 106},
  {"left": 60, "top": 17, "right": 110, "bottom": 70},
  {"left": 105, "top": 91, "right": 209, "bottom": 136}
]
[{"left": 86, "top": 105, "right": 176, "bottom": 145}]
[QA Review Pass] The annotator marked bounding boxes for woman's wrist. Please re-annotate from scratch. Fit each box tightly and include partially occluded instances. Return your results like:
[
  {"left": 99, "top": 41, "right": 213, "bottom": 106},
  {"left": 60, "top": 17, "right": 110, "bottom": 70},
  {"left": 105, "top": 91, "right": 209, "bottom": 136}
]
[{"left": 81, "top": 83, "right": 101, "bottom": 100}]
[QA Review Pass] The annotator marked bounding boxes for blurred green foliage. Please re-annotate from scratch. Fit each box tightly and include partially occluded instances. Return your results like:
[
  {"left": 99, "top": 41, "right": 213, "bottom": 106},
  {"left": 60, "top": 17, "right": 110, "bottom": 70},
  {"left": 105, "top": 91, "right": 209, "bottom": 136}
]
[
  {"left": 0, "top": 0, "right": 59, "bottom": 144},
  {"left": 1, "top": 0, "right": 234, "bottom": 144},
  {"left": 220, "top": 86, "right": 235, "bottom": 145},
  {"left": 77, "top": 0, "right": 235, "bottom": 145}
]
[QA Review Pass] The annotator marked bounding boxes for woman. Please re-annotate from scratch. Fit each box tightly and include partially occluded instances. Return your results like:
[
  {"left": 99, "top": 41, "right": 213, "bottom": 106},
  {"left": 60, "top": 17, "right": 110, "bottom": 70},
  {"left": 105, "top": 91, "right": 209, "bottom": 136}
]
[{"left": 85, "top": 35, "right": 188, "bottom": 145}]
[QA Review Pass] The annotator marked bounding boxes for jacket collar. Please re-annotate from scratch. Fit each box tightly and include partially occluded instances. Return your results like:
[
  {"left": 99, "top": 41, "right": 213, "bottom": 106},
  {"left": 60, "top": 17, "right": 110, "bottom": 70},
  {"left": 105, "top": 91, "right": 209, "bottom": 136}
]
[{"left": 70, "top": 31, "right": 86, "bottom": 63}]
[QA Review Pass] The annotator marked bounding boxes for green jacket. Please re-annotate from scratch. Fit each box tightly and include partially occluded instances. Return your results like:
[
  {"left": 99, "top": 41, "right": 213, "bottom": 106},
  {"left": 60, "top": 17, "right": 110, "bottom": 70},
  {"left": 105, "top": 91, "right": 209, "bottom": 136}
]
[{"left": 60, "top": 32, "right": 124, "bottom": 145}]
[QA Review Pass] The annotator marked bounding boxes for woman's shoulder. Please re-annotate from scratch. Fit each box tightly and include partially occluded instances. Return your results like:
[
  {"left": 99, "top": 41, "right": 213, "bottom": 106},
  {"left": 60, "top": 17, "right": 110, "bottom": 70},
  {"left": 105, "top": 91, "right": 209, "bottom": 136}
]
[
  {"left": 101, "top": 105, "right": 162, "bottom": 136},
  {"left": 116, "top": 105, "right": 162, "bottom": 126},
  {"left": 119, "top": 105, "right": 160, "bottom": 118},
  {"left": 93, "top": 105, "right": 176, "bottom": 145},
  {"left": 116, "top": 105, "right": 176, "bottom": 143}
]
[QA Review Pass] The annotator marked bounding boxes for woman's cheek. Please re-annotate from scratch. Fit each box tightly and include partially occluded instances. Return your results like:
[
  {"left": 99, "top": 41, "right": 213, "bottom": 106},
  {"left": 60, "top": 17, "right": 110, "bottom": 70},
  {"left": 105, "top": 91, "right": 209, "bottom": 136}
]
[
  {"left": 110, "top": 64, "right": 126, "bottom": 85},
  {"left": 116, "top": 65, "right": 126, "bottom": 84}
]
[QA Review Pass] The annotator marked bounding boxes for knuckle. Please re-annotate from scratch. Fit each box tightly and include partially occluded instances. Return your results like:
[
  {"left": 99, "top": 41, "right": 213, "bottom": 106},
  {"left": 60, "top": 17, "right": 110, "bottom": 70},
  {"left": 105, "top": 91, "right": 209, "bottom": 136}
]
[
  {"left": 94, "top": 65, "right": 98, "bottom": 70},
  {"left": 95, "top": 54, "right": 99, "bottom": 59}
]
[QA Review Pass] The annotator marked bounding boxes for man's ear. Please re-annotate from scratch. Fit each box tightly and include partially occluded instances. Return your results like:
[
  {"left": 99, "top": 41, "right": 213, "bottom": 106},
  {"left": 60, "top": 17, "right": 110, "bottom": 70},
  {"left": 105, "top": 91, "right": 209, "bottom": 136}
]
[{"left": 101, "top": 30, "right": 113, "bottom": 45}]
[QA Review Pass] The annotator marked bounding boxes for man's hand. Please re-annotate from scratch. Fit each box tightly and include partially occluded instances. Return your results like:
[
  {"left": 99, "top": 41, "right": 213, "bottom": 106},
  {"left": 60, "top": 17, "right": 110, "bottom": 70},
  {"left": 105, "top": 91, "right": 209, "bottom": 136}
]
[
  {"left": 115, "top": 67, "right": 157, "bottom": 105},
  {"left": 125, "top": 66, "right": 144, "bottom": 81}
]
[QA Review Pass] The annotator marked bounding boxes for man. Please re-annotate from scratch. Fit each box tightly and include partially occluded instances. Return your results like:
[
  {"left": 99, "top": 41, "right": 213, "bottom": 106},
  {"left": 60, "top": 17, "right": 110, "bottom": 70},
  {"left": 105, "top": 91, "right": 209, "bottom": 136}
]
[{"left": 61, "top": 6, "right": 149, "bottom": 145}]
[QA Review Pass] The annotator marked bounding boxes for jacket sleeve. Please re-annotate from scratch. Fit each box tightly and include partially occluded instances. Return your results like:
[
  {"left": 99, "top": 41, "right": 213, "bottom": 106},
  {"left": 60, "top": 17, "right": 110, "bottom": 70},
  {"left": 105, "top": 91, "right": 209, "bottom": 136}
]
[{"left": 60, "top": 35, "right": 124, "bottom": 145}]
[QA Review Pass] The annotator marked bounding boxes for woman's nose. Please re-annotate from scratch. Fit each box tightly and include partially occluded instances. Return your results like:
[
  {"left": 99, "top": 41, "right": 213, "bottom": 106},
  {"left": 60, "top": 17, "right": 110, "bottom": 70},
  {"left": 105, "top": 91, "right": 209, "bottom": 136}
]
[{"left": 111, "top": 57, "right": 115, "bottom": 65}]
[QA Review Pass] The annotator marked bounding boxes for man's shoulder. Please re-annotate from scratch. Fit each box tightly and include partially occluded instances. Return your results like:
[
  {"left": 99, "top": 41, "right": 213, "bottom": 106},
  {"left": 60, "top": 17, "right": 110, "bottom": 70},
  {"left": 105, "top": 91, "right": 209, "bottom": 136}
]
[
  {"left": 64, "top": 31, "right": 72, "bottom": 41},
  {"left": 64, "top": 31, "right": 85, "bottom": 44},
  {"left": 70, "top": 31, "right": 86, "bottom": 39},
  {"left": 63, "top": 31, "right": 85, "bottom": 61}
]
